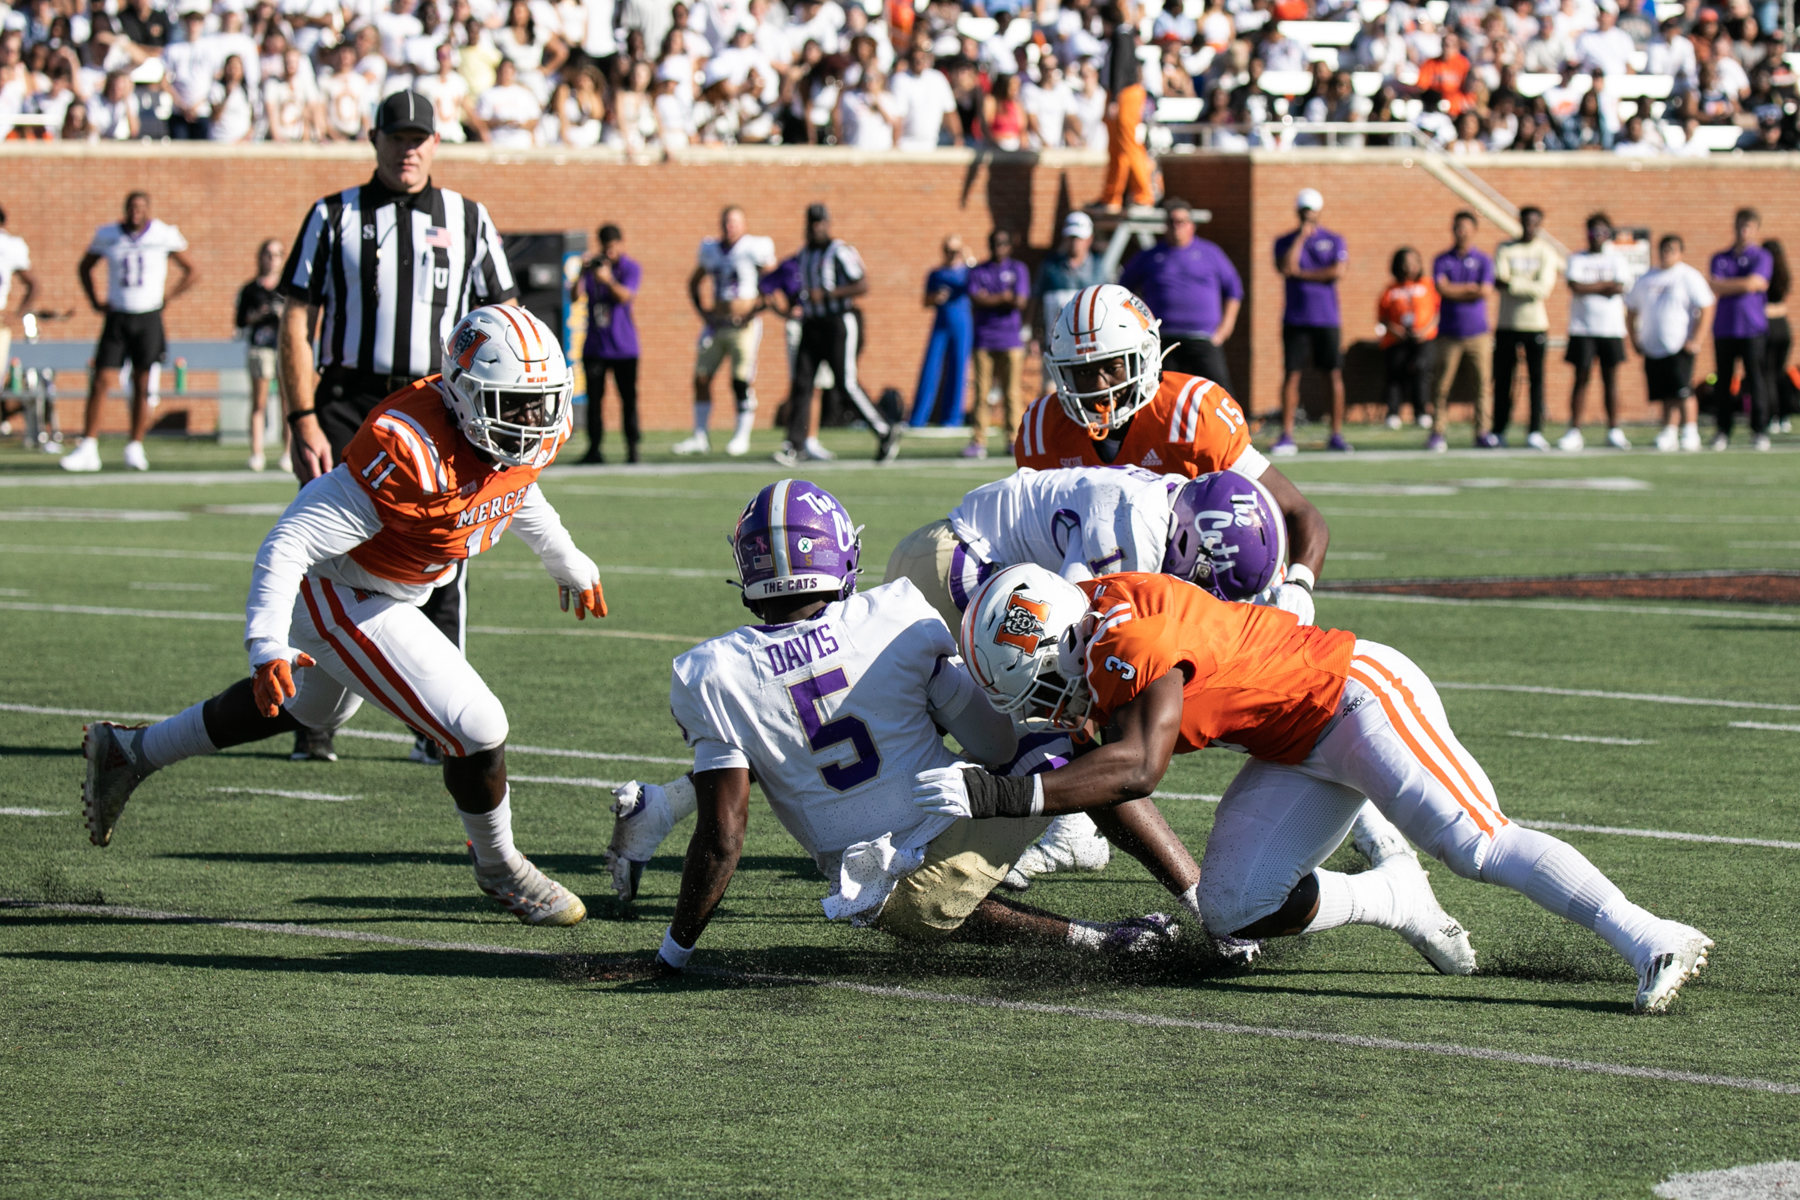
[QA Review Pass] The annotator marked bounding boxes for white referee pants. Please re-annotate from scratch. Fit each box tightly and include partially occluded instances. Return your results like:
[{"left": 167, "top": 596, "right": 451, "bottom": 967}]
[{"left": 284, "top": 575, "right": 508, "bottom": 757}]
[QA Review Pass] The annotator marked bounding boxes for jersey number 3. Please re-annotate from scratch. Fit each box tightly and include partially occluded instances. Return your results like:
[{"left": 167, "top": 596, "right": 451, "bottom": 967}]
[{"left": 787, "top": 668, "right": 881, "bottom": 792}]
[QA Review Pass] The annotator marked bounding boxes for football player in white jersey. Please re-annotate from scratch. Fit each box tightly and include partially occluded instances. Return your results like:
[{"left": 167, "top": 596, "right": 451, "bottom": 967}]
[
  {"left": 675, "top": 205, "right": 778, "bottom": 457},
  {"left": 610, "top": 479, "right": 1231, "bottom": 973}
]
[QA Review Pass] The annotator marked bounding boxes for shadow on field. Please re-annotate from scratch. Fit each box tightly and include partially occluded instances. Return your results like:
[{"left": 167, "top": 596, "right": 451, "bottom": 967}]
[
  {"left": 0, "top": 948, "right": 555, "bottom": 979},
  {"left": 0, "top": 744, "right": 83, "bottom": 757}
]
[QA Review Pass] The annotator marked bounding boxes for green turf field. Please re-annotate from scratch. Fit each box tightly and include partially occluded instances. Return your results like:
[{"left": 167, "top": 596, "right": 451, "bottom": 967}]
[{"left": 2, "top": 432, "right": 1797, "bottom": 1198}]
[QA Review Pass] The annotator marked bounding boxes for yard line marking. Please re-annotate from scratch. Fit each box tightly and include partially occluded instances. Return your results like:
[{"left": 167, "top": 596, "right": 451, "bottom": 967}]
[
  {"left": 1731, "top": 721, "right": 1800, "bottom": 733},
  {"left": 1318, "top": 507, "right": 1800, "bottom": 526},
  {"left": 510, "top": 774, "right": 626, "bottom": 789},
  {"left": 1438, "top": 683, "right": 1800, "bottom": 713},
  {"left": 1506, "top": 731, "right": 1657, "bottom": 745},
  {"left": 0, "top": 588, "right": 27, "bottom": 596},
  {"left": 1655, "top": 1161, "right": 1800, "bottom": 1199},
  {"left": 1153, "top": 791, "right": 1222, "bottom": 802},
  {"left": 1517, "top": 820, "right": 1800, "bottom": 851},
  {"left": 4, "top": 898, "right": 1794, "bottom": 1097},
  {"left": 468, "top": 624, "right": 704, "bottom": 645},
  {"left": 1296, "top": 483, "right": 1460, "bottom": 497},
  {"left": 0, "top": 543, "right": 254, "bottom": 563},
  {"left": 0, "top": 807, "right": 68, "bottom": 817},
  {"left": 1454, "top": 477, "right": 1653, "bottom": 491},
  {"left": 485, "top": 566, "right": 721, "bottom": 581},
  {"left": 0, "top": 602, "right": 705, "bottom": 644},
  {"left": 1317, "top": 592, "right": 1800, "bottom": 624},
  {"left": 0, "top": 507, "right": 189, "bottom": 522},
  {"left": 197, "top": 504, "right": 286, "bottom": 516},
  {"left": 129, "top": 582, "right": 217, "bottom": 592},
  {"left": 0, "top": 702, "right": 688, "bottom": 764},
  {"left": 208, "top": 787, "right": 362, "bottom": 802}
]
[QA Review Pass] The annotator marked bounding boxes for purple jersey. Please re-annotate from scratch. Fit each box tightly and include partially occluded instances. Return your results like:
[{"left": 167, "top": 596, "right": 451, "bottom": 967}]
[
  {"left": 581, "top": 255, "right": 641, "bottom": 360},
  {"left": 1432, "top": 246, "right": 1495, "bottom": 338},
  {"left": 969, "top": 258, "right": 1030, "bottom": 351},
  {"left": 1710, "top": 245, "right": 1772, "bottom": 338},
  {"left": 1118, "top": 236, "right": 1243, "bottom": 338},
  {"left": 761, "top": 254, "right": 804, "bottom": 307},
  {"left": 1273, "top": 226, "right": 1347, "bottom": 328}
]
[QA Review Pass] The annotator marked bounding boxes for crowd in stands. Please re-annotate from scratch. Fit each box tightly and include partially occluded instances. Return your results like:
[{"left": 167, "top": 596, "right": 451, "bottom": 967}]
[{"left": 0, "top": 0, "right": 1792, "bottom": 150}]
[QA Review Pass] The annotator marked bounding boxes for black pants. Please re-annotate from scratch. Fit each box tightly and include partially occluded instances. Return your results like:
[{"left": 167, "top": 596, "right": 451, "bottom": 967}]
[
  {"left": 1159, "top": 335, "right": 1233, "bottom": 393},
  {"left": 1766, "top": 316, "right": 1796, "bottom": 419},
  {"left": 1715, "top": 335, "right": 1771, "bottom": 436},
  {"left": 583, "top": 356, "right": 640, "bottom": 460},
  {"left": 786, "top": 312, "right": 887, "bottom": 447},
  {"left": 1492, "top": 328, "right": 1547, "bottom": 436},
  {"left": 1383, "top": 339, "right": 1433, "bottom": 420},
  {"left": 316, "top": 369, "right": 466, "bottom": 652}
]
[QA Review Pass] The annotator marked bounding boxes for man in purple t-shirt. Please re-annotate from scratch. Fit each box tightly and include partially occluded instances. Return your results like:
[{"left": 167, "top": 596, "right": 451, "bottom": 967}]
[
  {"left": 1708, "top": 207, "right": 1773, "bottom": 450},
  {"left": 965, "top": 228, "right": 1030, "bottom": 456},
  {"left": 580, "top": 223, "right": 642, "bottom": 464},
  {"left": 1272, "top": 187, "right": 1350, "bottom": 455},
  {"left": 1429, "top": 210, "right": 1497, "bottom": 451},
  {"left": 1118, "top": 197, "right": 1241, "bottom": 392}
]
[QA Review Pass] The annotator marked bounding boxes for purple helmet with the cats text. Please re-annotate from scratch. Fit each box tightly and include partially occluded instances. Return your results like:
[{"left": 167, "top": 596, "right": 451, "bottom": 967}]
[
  {"left": 731, "top": 479, "right": 862, "bottom": 606},
  {"left": 1161, "top": 470, "right": 1287, "bottom": 601}
]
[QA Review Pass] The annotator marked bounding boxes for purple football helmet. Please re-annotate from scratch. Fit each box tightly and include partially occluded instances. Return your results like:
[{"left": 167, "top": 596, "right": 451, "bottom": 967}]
[
  {"left": 730, "top": 479, "right": 862, "bottom": 607},
  {"left": 1162, "top": 470, "right": 1288, "bottom": 601}
]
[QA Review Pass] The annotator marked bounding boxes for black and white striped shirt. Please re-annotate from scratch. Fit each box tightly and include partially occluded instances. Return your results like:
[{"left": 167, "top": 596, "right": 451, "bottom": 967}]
[
  {"left": 280, "top": 177, "right": 517, "bottom": 377},
  {"left": 796, "top": 239, "right": 865, "bottom": 319}
]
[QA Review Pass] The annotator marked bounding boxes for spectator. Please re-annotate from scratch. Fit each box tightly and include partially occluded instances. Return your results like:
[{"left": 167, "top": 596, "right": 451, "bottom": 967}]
[
  {"left": 1449, "top": 109, "right": 1485, "bottom": 154},
  {"left": 319, "top": 42, "right": 370, "bottom": 140},
  {"left": 1613, "top": 112, "right": 1661, "bottom": 154},
  {"left": 1709, "top": 207, "right": 1773, "bottom": 450},
  {"left": 1378, "top": 246, "right": 1439, "bottom": 431},
  {"left": 1037, "top": 211, "right": 1106, "bottom": 345},
  {"left": 549, "top": 65, "right": 606, "bottom": 146},
  {"left": 1493, "top": 205, "right": 1560, "bottom": 449},
  {"left": 1559, "top": 213, "right": 1634, "bottom": 451},
  {"left": 1072, "top": 57, "right": 1108, "bottom": 149},
  {"left": 264, "top": 45, "right": 322, "bottom": 141},
  {"left": 1096, "top": 2, "right": 1152, "bottom": 212},
  {"left": 579, "top": 223, "right": 642, "bottom": 464},
  {"left": 1119, "top": 197, "right": 1241, "bottom": 392},
  {"left": 60, "top": 99, "right": 93, "bottom": 140},
  {"left": 911, "top": 234, "right": 973, "bottom": 427},
  {"left": 415, "top": 44, "right": 471, "bottom": 142},
  {"left": 983, "top": 69, "right": 1025, "bottom": 150},
  {"left": 1416, "top": 31, "right": 1475, "bottom": 116},
  {"left": 163, "top": 5, "right": 214, "bottom": 139},
  {"left": 234, "top": 238, "right": 287, "bottom": 473},
  {"left": 1764, "top": 239, "right": 1794, "bottom": 431},
  {"left": 1429, "top": 210, "right": 1496, "bottom": 451},
  {"left": 1625, "top": 233, "right": 1714, "bottom": 453},
  {"left": 208, "top": 54, "right": 262, "bottom": 142},
  {"left": 964, "top": 228, "right": 1029, "bottom": 458},
  {"left": 88, "top": 69, "right": 138, "bottom": 139},
  {"left": 890, "top": 43, "right": 959, "bottom": 150},
  {"left": 1575, "top": 0, "right": 1635, "bottom": 77},
  {"left": 836, "top": 66, "right": 902, "bottom": 149},
  {"left": 0, "top": 202, "right": 36, "bottom": 403},
  {"left": 475, "top": 57, "right": 542, "bottom": 146},
  {"left": 1023, "top": 58, "right": 1075, "bottom": 148},
  {"left": 1272, "top": 188, "right": 1350, "bottom": 455}
]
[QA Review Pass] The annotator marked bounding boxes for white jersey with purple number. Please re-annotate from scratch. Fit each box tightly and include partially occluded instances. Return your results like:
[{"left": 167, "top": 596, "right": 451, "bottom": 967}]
[
  {"left": 948, "top": 465, "right": 1179, "bottom": 582},
  {"left": 670, "top": 579, "right": 984, "bottom": 862},
  {"left": 87, "top": 219, "right": 189, "bottom": 314}
]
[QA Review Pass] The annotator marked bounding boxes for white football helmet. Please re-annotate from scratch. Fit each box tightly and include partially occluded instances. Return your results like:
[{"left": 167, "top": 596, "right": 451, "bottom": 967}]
[
  {"left": 1044, "top": 283, "right": 1164, "bottom": 439},
  {"left": 442, "top": 305, "right": 572, "bottom": 468},
  {"left": 960, "top": 563, "right": 1095, "bottom": 731}
]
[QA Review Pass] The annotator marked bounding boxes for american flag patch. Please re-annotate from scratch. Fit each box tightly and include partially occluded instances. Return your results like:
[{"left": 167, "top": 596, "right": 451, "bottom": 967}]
[{"left": 424, "top": 226, "right": 452, "bottom": 249}]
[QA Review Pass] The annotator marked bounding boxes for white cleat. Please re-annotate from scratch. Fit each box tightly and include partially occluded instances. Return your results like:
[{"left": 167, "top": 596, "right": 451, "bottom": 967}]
[
  {"left": 802, "top": 437, "right": 837, "bottom": 462},
  {"left": 670, "top": 431, "right": 710, "bottom": 456},
  {"left": 1001, "top": 812, "right": 1111, "bottom": 891},
  {"left": 1557, "top": 427, "right": 1585, "bottom": 452},
  {"left": 606, "top": 780, "right": 678, "bottom": 901},
  {"left": 1635, "top": 923, "right": 1712, "bottom": 1013},
  {"left": 1526, "top": 431, "right": 1552, "bottom": 451},
  {"left": 1654, "top": 426, "right": 1678, "bottom": 452},
  {"left": 1210, "top": 934, "right": 1264, "bottom": 965},
  {"left": 1606, "top": 427, "right": 1631, "bottom": 450},
  {"left": 725, "top": 431, "right": 752, "bottom": 457},
  {"left": 1101, "top": 912, "right": 1182, "bottom": 955},
  {"left": 1355, "top": 806, "right": 1477, "bottom": 975},
  {"left": 81, "top": 722, "right": 157, "bottom": 846},
  {"left": 59, "top": 437, "right": 101, "bottom": 472},
  {"left": 469, "top": 846, "right": 586, "bottom": 925},
  {"left": 122, "top": 439, "right": 150, "bottom": 470},
  {"left": 1709, "top": 433, "right": 1729, "bottom": 451},
  {"left": 1679, "top": 427, "right": 1702, "bottom": 452}
]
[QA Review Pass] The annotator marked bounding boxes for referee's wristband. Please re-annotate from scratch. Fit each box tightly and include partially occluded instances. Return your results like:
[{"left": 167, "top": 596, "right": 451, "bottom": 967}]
[
  {"left": 1285, "top": 564, "right": 1316, "bottom": 593},
  {"left": 658, "top": 927, "right": 695, "bottom": 969},
  {"left": 284, "top": 408, "right": 318, "bottom": 428}
]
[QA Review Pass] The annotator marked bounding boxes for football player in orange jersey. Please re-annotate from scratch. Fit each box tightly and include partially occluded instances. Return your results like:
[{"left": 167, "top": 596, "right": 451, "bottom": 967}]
[
  {"left": 1018, "top": 284, "right": 1330, "bottom": 625},
  {"left": 925, "top": 566, "right": 1714, "bottom": 1013},
  {"left": 77, "top": 306, "right": 605, "bottom": 926}
]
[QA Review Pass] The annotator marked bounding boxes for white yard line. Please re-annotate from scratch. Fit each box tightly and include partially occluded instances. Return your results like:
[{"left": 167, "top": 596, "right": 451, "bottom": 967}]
[
  {"left": 1317, "top": 592, "right": 1800, "bottom": 624},
  {"left": 1506, "top": 731, "right": 1657, "bottom": 745},
  {"left": 209, "top": 787, "right": 361, "bottom": 802},
  {"left": 1655, "top": 1161, "right": 1800, "bottom": 1199},
  {"left": 2, "top": 897, "right": 1793, "bottom": 1096},
  {"left": 1317, "top": 507, "right": 1800, "bottom": 526},
  {"left": 1438, "top": 683, "right": 1800, "bottom": 713},
  {"left": 0, "top": 807, "right": 68, "bottom": 816},
  {"left": 0, "top": 507, "right": 190, "bottom": 522},
  {"left": 510, "top": 774, "right": 625, "bottom": 789},
  {"left": 0, "top": 601, "right": 703, "bottom": 643},
  {"left": 1730, "top": 721, "right": 1800, "bottom": 733},
  {"left": 0, "top": 543, "right": 254, "bottom": 562},
  {"left": 1517, "top": 821, "right": 1800, "bottom": 851}
]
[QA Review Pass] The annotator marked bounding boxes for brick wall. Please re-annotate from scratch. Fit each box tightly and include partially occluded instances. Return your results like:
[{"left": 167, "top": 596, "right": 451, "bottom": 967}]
[{"left": 3, "top": 142, "right": 1795, "bottom": 435}]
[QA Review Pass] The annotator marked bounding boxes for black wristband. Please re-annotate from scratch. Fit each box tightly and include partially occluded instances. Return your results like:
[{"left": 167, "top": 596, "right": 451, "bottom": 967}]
[
  {"left": 285, "top": 408, "right": 317, "bottom": 427},
  {"left": 964, "top": 770, "right": 1037, "bottom": 820}
]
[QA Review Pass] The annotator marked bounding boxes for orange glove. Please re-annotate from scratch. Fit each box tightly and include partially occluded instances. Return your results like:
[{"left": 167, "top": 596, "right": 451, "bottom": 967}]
[
  {"left": 560, "top": 581, "right": 607, "bottom": 620},
  {"left": 252, "top": 652, "right": 316, "bottom": 717}
]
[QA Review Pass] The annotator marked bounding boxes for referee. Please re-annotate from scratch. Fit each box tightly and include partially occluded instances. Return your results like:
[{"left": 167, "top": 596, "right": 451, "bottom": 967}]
[
  {"left": 277, "top": 89, "right": 519, "bottom": 763},
  {"left": 778, "top": 203, "right": 901, "bottom": 466}
]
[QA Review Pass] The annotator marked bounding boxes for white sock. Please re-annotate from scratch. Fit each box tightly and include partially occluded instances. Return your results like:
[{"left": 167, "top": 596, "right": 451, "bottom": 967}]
[
  {"left": 1479, "top": 823, "right": 1660, "bottom": 968},
  {"left": 804, "top": 436, "right": 829, "bottom": 454},
  {"left": 459, "top": 790, "right": 521, "bottom": 869},
  {"left": 1301, "top": 867, "right": 1406, "bottom": 933},
  {"left": 663, "top": 773, "right": 698, "bottom": 824},
  {"left": 1066, "top": 919, "right": 1107, "bottom": 951},
  {"left": 1682, "top": 421, "right": 1698, "bottom": 436},
  {"left": 693, "top": 401, "right": 712, "bottom": 434},
  {"left": 1176, "top": 881, "right": 1203, "bottom": 926},
  {"left": 140, "top": 701, "right": 216, "bottom": 768},
  {"left": 732, "top": 406, "right": 756, "bottom": 439}
]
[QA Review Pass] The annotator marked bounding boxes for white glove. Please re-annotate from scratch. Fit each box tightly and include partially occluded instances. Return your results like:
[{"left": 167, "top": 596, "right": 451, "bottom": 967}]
[
  {"left": 1271, "top": 582, "right": 1315, "bottom": 626},
  {"left": 911, "top": 762, "right": 983, "bottom": 818},
  {"left": 547, "top": 548, "right": 601, "bottom": 593}
]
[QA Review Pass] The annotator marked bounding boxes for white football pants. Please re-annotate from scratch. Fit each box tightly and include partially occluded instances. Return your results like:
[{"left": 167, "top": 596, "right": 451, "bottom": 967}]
[{"left": 284, "top": 575, "right": 508, "bottom": 757}]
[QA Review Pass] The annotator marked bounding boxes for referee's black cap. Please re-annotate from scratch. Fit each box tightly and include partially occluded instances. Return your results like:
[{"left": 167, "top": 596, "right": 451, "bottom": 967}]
[
  {"left": 806, "top": 203, "right": 830, "bottom": 223},
  {"left": 375, "top": 90, "right": 437, "bottom": 136}
]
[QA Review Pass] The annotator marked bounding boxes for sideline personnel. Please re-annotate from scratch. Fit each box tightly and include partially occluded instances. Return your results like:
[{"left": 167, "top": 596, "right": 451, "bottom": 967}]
[{"left": 277, "top": 88, "right": 519, "bottom": 763}]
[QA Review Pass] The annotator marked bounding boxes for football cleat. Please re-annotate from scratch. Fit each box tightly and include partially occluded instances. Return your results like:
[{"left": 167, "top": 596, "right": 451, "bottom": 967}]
[
  {"left": 122, "top": 440, "right": 150, "bottom": 471},
  {"left": 1211, "top": 933, "right": 1264, "bottom": 965},
  {"left": 1270, "top": 434, "right": 1298, "bottom": 457},
  {"left": 671, "top": 431, "right": 710, "bottom": 456},
  {"left": 408, "top": 734, "right": 443, "bottom": 766},
  {"left": 1654, "top": 425, "right": 1679, "bottom": 452},
  {"left": 58, "top": 437, "right": 101, "bottom": 472},
  {"left": 1526, "top": 430, "right": 1552, "bottom": 451},
  {"left": 82, "top": 722, "right": 157, "bottom": 847},
  {"left": 1635, "top": 924, "right": 1712, "bottom": 1013},
  {"left": 606, "top": 780, "right": 678, "bottom": 901},
  {"left": 725, "top": 430, "right": 752, "bottom": 457},
  {"left": 1425, "top": 433, "right": 1447, "bottom": 452},
  {"left": 1355, "top": 805, "right": 1478, "bottom": 975},
  {"left": 1100, "top": 912, "right": 1181, "bottom": 955},
  {"left": 876, "top": 424, "right": 903, "bottom": 464},
  {"left": 772, "top": 441, "right": 802, "bottom": 467},
  {"left": 468, "top": 843, "right": 587, "bottom": 925},
  {"left": 289, "top": 728, "right": 338, "bottom": 762},
  {"left": 1558, "top": 427, "right": 1585, "bottom": 452},
  {"left": 1606, "top": 427, "right": 1632, "bottom": 450},
  {"left": 1000, "top": 813, "right": 1111, "bottom": 891},
  {"left": 1679, "top": 426, "right": 1702, "bottom": 452}
]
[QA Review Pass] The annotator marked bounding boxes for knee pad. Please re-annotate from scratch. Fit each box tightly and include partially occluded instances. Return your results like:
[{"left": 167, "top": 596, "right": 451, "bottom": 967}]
[
  {"left": 283, "top": 666, "right": 363, "bottom": 732},
  {"left": 732, "top": 378, "right": 754, "bottom": 413},
  {"left": 450, "top": 690, "right": 509, "bottom": 754},
  {"left": 1197, "top": 868, "right": 1305, "bottom": 937}
]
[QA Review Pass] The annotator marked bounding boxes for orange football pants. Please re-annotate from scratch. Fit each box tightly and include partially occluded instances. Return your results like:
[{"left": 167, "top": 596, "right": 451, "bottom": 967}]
[{"left": 1101, "top": 84, "right": 1154, "bottom": 208}]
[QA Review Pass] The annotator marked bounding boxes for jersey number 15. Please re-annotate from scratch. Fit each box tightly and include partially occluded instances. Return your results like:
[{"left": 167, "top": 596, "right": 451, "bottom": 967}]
[{"left": 787, "top": 668, "right": 881, "bottom": 792}]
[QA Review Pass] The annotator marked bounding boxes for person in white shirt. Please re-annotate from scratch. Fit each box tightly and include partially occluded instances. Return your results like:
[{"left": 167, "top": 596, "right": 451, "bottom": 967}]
[
  {"left": 889, "top": 42, "right": 958, "bottom": 150},
  {"left": 207, "top": 53, "right": 262, "bottom": 141},
  {"left": 375, "top": 0, "right": 425, "bottom": 68},
  {"left": 676, "top": 205, "right": 776, "bottom": 455},
  {"left": 320, "top": 42, "right": 373, "bottom": 138},
  {"left": 415, "top": 42, "right": 471, "bottom": 140},
  {"left": 1626, "top": 233, "right": 1715, "bottom": 452},
  {"left": 1023, "top": 58, "right": 1074, "bottom": 148},
  {"left": 62, "top": 192, "right": 199, "bottom": 473},
  {"left": 474, "top": 55, "right": 540, "bottom": 144},
  {"left": 206, "top": 9, "right": 263, "bottom": 89},
  {"left": 264, "top": 46, "right": 323, "bottom": 141},
  {"left": 0, "top": 203, "right": 36, "bottom": 405},
  {"left": 1558, "top": 213, "right": 1634, "bottom": 452},
  {"left": 1611, "top": 111, "right": 1660, "bottom": 155},
  {"left": 834, "top": 66, "right": 900, "bottom": 148},
  {"left": 1573, "top": 0, "right": 1634, "bottom": 77},
  {"left": 162, "top": 6, "right": 215, "bottom": 138},
  {"left": 1072, "top": 57, "right": 1107, "bottom": 150}
]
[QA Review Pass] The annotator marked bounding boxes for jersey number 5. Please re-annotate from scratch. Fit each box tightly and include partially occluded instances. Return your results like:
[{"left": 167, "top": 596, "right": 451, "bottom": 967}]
[{"left": 787, "top": 667, "right": 881, "bottom": 792}]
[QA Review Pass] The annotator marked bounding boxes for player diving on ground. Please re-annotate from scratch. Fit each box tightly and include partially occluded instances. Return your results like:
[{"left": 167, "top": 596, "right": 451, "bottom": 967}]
[
  {"left": 926, "top": 564, "right": 1713, "bottom": 1012},
  {"left": 77, "top": 305, "right": 604, "bottom": 926}
]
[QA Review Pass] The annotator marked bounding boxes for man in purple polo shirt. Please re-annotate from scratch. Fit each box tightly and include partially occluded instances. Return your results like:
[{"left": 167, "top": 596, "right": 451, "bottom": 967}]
[
  {"left": 1272, "top": 187, "right": 1350, "bottom": 456},
  {"left": 580, "top": 223, "right": 642, "bottom": 464},
  {"left": 1119, "top": 197, "right": 1242, "bottom": 392},
  {"left": 1708, "top": 207, "right": 1773, "bottom": 451},
  {"left": 1429, "top": 210, "right": 1497, "bottom": 452},
  {"left": 965, "top": 228, "right": 1030, "bottom": 458}
]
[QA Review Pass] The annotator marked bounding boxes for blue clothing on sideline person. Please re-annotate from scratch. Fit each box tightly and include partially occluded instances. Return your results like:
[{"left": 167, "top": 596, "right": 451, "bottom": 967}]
[{"left": 912, "top": 263, "right": 973, "bottom": 426}]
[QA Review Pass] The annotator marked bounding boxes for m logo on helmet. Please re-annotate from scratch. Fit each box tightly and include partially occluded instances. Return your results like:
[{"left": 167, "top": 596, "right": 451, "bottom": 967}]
[
  {"left": 995, "top": 592, "right": 1049, "bottom": 653},
  {"left": 453, "top": 326, "right": 490, "bottom": 370}
]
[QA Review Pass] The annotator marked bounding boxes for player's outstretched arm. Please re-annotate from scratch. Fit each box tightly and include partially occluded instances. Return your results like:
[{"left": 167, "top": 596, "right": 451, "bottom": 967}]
[
  {"left": 510, "top": 485, "right": 607, "bottom": 619},
  {"left": 658, "top": 768, "right": 751, "bottom": 973},
  {"left": 927, "top": 655, "right": 1018, "bottom": 766},
  {"left": 243, "top": 467, "right": 381, "bottom": 678},
  {"left": 1257, "top": 465, "right": 1328, "bottom": 624}
]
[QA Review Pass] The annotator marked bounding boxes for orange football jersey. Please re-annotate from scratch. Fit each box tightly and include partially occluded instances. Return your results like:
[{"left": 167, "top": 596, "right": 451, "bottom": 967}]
[
  {"left": 1076, "top": 573, "right": 1355, "bottom": 765},
  {"left": 1013, "top": 371, "right": 1253, "bottom": 478},
  {"left": 342, "top": 377, "right": 568, "bottom": 587}
]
